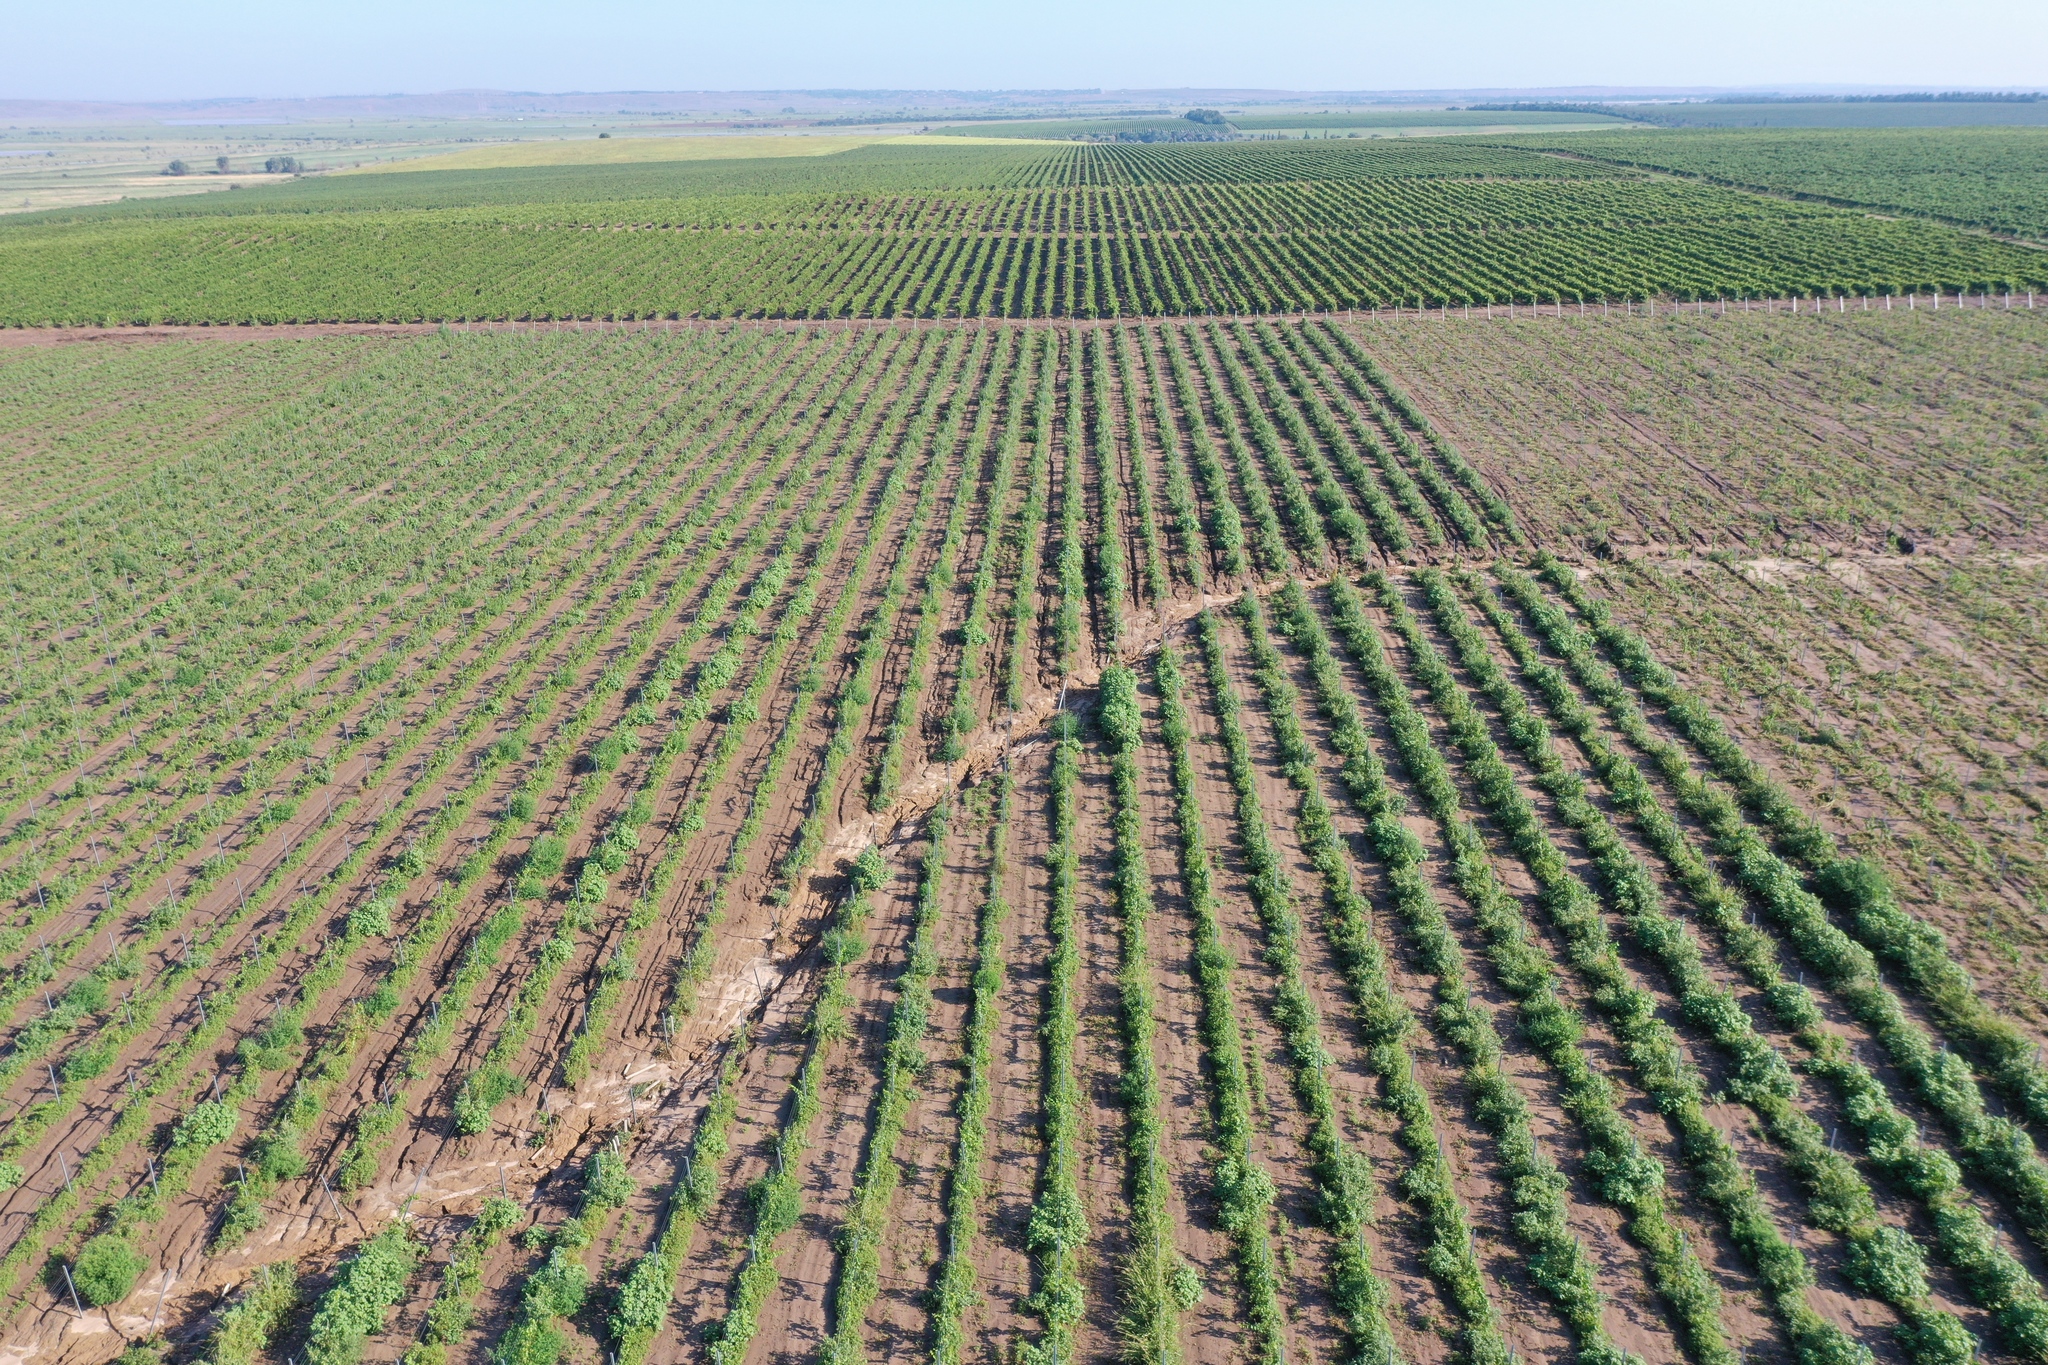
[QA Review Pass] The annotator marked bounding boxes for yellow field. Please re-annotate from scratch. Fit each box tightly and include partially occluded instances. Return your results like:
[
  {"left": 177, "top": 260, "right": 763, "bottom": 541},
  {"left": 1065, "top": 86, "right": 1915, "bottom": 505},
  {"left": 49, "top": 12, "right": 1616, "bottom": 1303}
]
[{"left": 347, "top": 134, "right": 902, "bottom": 174}]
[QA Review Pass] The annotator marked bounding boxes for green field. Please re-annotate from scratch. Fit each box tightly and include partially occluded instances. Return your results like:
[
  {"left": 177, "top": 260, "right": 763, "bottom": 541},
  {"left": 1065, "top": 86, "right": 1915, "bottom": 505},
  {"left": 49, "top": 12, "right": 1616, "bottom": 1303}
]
[
  {"left": 1610, "top": 99, "right": 2048, "bottom": 129},
  {"left": 8, "top": 109, "right": 2048, "bottom": 1365},
  {"left": 1228, "top": 108, "right": 1630, "bottom": 131},
  {"left": 1503, "top": 126, "right": 2048, "bottom": 239},
  {"left": 3, "top": 137, "right": 2042, "bottom": 326}
]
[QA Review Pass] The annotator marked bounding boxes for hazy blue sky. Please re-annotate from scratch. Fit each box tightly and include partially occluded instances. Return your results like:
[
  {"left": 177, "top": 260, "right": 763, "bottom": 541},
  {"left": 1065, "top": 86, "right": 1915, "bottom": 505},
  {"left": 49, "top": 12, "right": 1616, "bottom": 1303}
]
[{"left": 8, "top": 0, "right": 2046, "bottom": 103}]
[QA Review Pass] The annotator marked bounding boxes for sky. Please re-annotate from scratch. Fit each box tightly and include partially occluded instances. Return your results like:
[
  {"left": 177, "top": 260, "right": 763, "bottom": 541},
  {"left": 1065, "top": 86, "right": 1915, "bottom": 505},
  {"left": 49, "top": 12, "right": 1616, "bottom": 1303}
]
[{"left": 6, "top": 0, "right": 2046, "bottom": 103}]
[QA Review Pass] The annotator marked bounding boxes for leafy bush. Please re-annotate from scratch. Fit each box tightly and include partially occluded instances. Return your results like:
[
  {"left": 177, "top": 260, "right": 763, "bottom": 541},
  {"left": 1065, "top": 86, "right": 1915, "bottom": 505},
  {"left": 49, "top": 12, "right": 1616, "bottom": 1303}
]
[
  {"left": 205, "top": 1262, "right": 299, "bottom": 1365},
  {"left": 303, "top": 1224, "right": 421, "bottom": 1365},
  {"left": 72, "top": 1234, "right": 148, "bottom": 1305},
  {"left": 1845, "top": 1225, "right": 1930, "bottom": 1301},
  {"left": 850, "top": 846, "right": 886, "bottom": 894},
  {"left": 583, "top": 1149, "right": 635, "bottom": 1211},
  {"left": 252, "top": 1129, "right": 308, "bottom": 1182},
  {"left": 611, "top": 1252, "right": 675, "bottom": 1336},
  {"left": 173, "top": 1100, "right": 237, "bottom": 1151},
  {"left": 63, "top": 1039, "right": 116, "bottom": 1083},
  {"left": 348, "top": 896, "right": 394, "bottom": 939},
  {"left": 1095, "top": 665, "right": 1142, "bottom": 754},
  {"left": 64, "top": 976, "right": 110, "bottom": 1014},
  {"left": 525, "top": 834, "right": 567, "bottom": 879}
]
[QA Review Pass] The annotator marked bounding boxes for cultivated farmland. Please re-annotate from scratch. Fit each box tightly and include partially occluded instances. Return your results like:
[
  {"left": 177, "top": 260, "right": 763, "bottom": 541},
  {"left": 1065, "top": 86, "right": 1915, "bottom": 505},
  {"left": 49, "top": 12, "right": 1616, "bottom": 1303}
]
[
  {"left": 4, "top": 140, "right": 2046, "bottom": 326},
  {"left": 1, "top": 284, "right": 2045, "bottom": 1365}
]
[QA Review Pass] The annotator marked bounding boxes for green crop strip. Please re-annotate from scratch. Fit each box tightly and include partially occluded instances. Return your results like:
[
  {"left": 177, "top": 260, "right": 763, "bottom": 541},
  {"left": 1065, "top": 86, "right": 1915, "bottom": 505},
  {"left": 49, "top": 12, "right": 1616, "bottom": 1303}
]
[
  {"left": 564, "top": 327, "right": 949, "bottom": 1080},
  {"left": 395, "top": 1196, "right": 521, "bottom": 1365},
  {"left": 1252, "top": 321, "right": 1420, "bottom": 553},
  {"left": 1423, "top": 568, "right": 1978, "bottom": 1365},
  {"left": 300, "top": 1220, "right": 422, "bottom": 1365},
  {"left": 869, "top": 330, "right": 998, "bottom": 811},
  {"left": 768, "top": 326, "right": 974, "bottom": 906},
  {"left": 1128, "top": 326, "right": 1209, "bottom": 590},
  {"left": 1109, "top": 327, "right": 1168, "bottom": 603},
  {"left": 940, "top": 331, "right": 1028, "bottom": 760},
  {"left": 1177, "top": 324, "right": 1290, "bottom": 575},
  {"left": 1324, "top": 573, "right": 1723, "bottom": 1365},
  {"left": 821, "top": 798, "right": 953, "bottom": 1363},
  {"left": 1280, "top": 580, "right": 1643, "bottom": 1362},
  {"left": 1256, "top": 582, "right": 1512, "bottom": 1365},
  {"left": 606, "top": 1024, "right": 749, "bottom": 1365},
  {"left": 3, "top": 328, "right": 832, "bottom": 1250},
  {"left": 701, "top": 846, "right": 893, "bottom": 1365},
  {"left": 1533, "top": 553, "right": 2048, "bottom": 1142},
  {"left": 208, "top": 331, "right": 877, "bottom": 1236},
  {"left": 1004, "top": 330, "right": 1057, "bottom": 709},
  {"left": 1202, "top": 324, "right": 1330, "bottom": 569},
  {"left": 1196, "top": 325, "right": 1318, "bottom": 573},
  {"left": 1098, "top": 663, "right": 1195, "bottom": 1360},
  {"left": 0, "top": 462, "right": 734, "bottom": 1305},
  {"left": 1533, "top": 554, "right": 2048, "bottom": 1258},
  {"left": 1155, "top": 322, "right": 1247, "bottom": 579},
  {"left": 1499, "top": 562, "right": 2048, "bottom": 1354},
  {"left": 930, "top": 773, "right": 1012, "bottom": 1362},
  {"left": 1087, "top": 330, "right": 1130, "bottom": 648},
  {"left": 1227, "top": 322, "right": 1383, "bottom": 561},
  {"left": 1191, "top": 608, "right": 1403, "bottom": 1365},
  {"left": 1054, "top": 332, "right": 1089, "bottom": 671},
  {"left": 1389, "top": 567, "right": 1880, "bottom": 1365},
  {"left": 1314, "top": 324, "right": 1518, "bottom": 544},
  {"left": 444, "top": 322, "right": 916, "bottom": 1137},
  {"left": 1151, "top": 640, "right": 1285, "bottom": 1358},
  {"left": 7, "top": 142, "right": 2046, "bottom": 324},
  {"left": 1283, "top": 323, "right": 1448, "bottom": 550},
  {"left": 1023, "top": 708, "right": 1087, "bottom": 1364},
  {"left": 1, "top": 330, "right": 741, "bottom": 923},
  {"left": 200, "top": 1261, "right": 299, "bottom": 1365},
  {"left": 331, "top": 327, "right": 891, "bottom": 1180}
]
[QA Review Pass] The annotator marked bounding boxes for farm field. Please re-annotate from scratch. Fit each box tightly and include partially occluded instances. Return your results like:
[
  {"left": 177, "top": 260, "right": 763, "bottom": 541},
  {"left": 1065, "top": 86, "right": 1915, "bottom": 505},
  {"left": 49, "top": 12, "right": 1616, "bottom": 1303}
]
[
  {"left": 1499, "top": 127, "right": 2048, "bottom": 240},
  {"left": 1, "top": 295, "right": 2044, "bottom": 1365},
  {"left": 3, "top": 139, "right": 2045, "bottom": 327}
]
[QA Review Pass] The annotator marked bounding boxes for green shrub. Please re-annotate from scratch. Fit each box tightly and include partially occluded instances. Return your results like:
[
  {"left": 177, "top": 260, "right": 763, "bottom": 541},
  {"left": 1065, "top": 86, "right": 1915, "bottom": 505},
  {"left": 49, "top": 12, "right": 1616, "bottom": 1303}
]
[
  {"left": 173, "top": 1100, "right": 237, "bottom": 1151},
  {"left": 241, "top": 1014, "right": 305, "bottom": 1071},
  {"left": 1096, "top": 665, "right": 1142, "bottom": 754},
  {"left": 525, "top": 1250, "right": 588, "bottom": 1318},
  {"left": 610, "top": 1251, "right": 675, "bottom": 1336},
  {"left": 204, "top": 1262, "right": 299, "bottom": 1365},
  {"left": 303, "top": 1224, "right": 421, "bottom": 1365},
  {"left": 64, "top": 1039, "right": 116, "bottom": 1083},
  {"left": 64, "top": 976, "right": 110, "bottom": 1013},
  {"left": 348, "top": 896, "right": 394, "bottom": 939},
  {"left": 584, "top": 1149, "right": 635, "bottom": 1211},
  {"left": 525, "top": 834, "right": 567, "bottom": 879},
  {"left": 72, "top": 1234, "right": 148, "bottom": 1305},
  {"left": 252, "top": 1130, "right": 308, "bottom": 1182},
  {"left": 495, "top": 1318, "right": 565, "bottom": 1365},
  {"left": 1845, "top": 1226, "right": 1929, "bottom": 1302},
  {"left": 850, "top": 846, "right": 886, "bottom": 893}
]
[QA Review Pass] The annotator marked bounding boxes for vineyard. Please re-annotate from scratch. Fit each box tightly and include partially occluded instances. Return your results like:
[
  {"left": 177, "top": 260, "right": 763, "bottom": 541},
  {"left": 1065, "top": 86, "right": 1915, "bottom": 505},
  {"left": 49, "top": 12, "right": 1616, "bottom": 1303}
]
[
  {"left": 0, "top": 299, "right": 2043, "bottom": 1365},
  {"left": 3, "top": 139, "right": 2046, "bottom": 326},
  {"left": 1498, "top": 127, "right": 2048, "bottom": 239}
]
